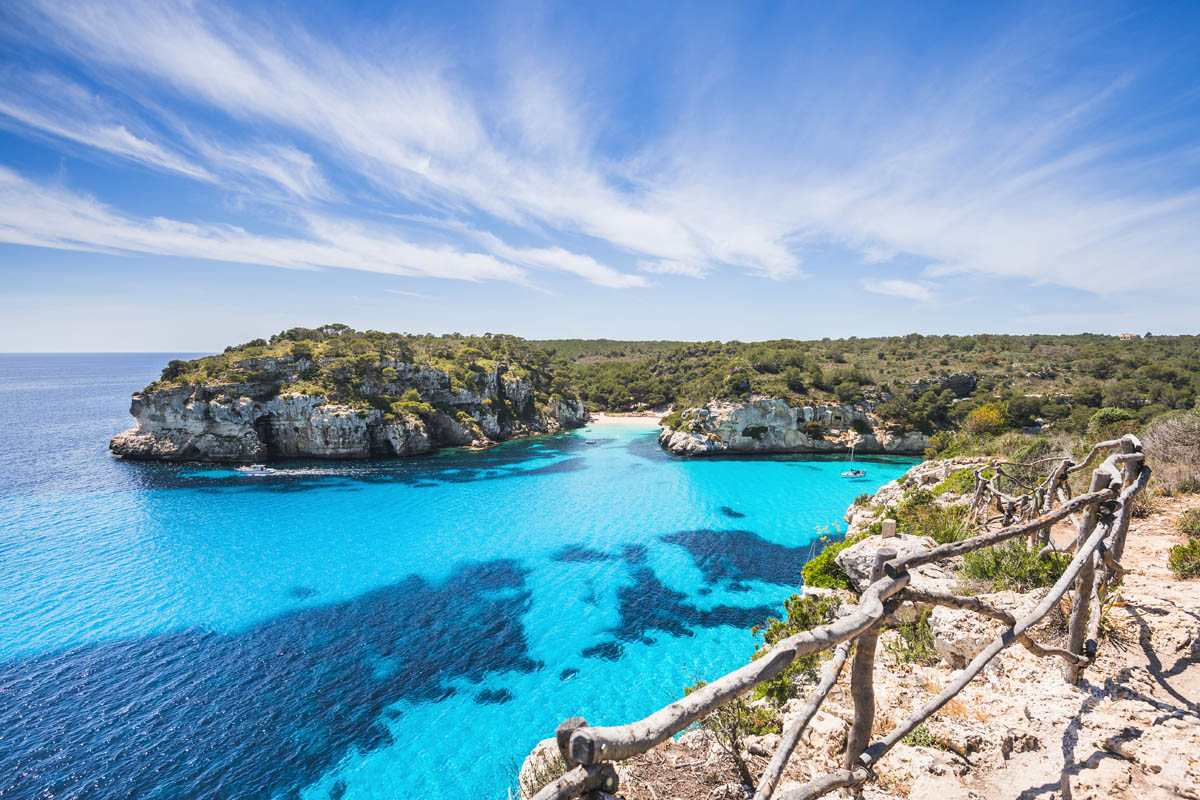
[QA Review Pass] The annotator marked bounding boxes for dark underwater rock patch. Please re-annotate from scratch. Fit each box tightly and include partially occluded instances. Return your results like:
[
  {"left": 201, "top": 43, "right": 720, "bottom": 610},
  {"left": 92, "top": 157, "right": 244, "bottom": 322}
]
[
  {"left": 559, "top": 667, "right": 579, "bottom": 680},
  {"left": 621, "top": 544, "right": 648, "bottom": 563},
  {"left": 661, "top": 529, "right": 812, "bottom": 586},
  {"left": 475, "top": 688, "right": 515, "bottom": 705},
  {"left": 552, "top": 545, "right": 617, "bottom": 563},
  {"left": 582, "top": 567, "right": 776, "bottom": 662},
  {"left": 286, "top": 585, "right": 318, "bottom": 599},
  {"left": 719, "top": 506, "right": 747, "bottom": 518},
  {"left": 580, "top": 640, "right": 625, "bottom": 661},
  {"left": 0, "top": 559, "right": 537, "bottom": 800}
]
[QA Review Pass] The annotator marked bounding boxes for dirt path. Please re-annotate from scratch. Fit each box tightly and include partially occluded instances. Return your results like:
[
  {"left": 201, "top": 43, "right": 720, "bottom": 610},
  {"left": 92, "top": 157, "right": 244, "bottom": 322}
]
[{"left": 933, "top": 496, "right": 1200, "bottom": 800}]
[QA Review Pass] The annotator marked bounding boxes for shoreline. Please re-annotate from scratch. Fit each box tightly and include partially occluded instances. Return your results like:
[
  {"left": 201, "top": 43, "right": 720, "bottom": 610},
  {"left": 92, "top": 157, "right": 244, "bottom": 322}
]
[{"left": 585, "top": 411, "right": 665, "bottom": 425}]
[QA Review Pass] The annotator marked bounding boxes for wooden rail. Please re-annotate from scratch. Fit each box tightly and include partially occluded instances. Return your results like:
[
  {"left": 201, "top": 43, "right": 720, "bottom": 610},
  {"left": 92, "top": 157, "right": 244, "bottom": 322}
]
[{"left": 526, "top": 435, "right": 1148, "bottom": 800}]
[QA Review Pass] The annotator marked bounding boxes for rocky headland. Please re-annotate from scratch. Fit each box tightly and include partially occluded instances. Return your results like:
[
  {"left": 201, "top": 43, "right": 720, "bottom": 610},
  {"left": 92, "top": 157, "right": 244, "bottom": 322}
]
[
  {"left": 111, "top": 328, "right": 585, "bottom": 462},
  {"left": 658, "top": 397, "right": 929, "bottom": 456}
]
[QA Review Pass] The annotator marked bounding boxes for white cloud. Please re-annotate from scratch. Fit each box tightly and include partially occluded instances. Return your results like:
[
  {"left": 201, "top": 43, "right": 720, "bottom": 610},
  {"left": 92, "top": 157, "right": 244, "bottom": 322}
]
[
  {"left": 0, "top": 0, "right": 1198, "bottom": 301},
  {"left": 0, "top": 70, "right": 214, "bottom": 181},
  {"left": 861, "top": 279, "right": 935, "bottom": 303},
  {"left": 638, "top": 259, "right": 707, "bottom": 278},
  {"left": 0, "top": 167, "right": 523, "bottom": 281},
  {"left": 385, "top": 289, "right": 434, "bottom": 300}
]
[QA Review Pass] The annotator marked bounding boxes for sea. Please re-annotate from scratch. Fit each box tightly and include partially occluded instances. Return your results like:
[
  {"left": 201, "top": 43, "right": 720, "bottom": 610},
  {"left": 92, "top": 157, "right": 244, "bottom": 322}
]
[{"left": 0, "top": 353, "right": 917, "bottom": 800}]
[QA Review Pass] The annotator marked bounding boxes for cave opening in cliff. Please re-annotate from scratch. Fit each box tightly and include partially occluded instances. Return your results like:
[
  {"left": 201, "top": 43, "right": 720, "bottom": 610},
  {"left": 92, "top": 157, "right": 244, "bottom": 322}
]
[{"left": 253, "top": 413, "right": 279, "bottom": 458}]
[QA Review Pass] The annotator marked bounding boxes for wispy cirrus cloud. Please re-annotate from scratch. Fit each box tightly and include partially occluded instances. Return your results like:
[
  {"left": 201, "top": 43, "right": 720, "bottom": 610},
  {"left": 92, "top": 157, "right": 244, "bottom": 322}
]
[
  {"left": 0, "top": 0, "right": 1197, "bottom": 306},
  {"left": 861, "top": 279, "right": 935, "bottom": 303}
]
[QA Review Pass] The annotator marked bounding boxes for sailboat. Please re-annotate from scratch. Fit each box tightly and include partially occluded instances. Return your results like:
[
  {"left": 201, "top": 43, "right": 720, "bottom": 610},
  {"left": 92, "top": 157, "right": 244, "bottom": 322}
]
[{"left": 841, "top": 445, "right": 866, "bottom": 478}]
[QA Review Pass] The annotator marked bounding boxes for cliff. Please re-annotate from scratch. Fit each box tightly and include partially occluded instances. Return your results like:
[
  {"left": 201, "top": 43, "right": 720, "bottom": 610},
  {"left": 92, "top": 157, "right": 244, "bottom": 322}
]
[
  {"left": 111, "top": 328, "right": 585, "bottom": 462},
  {"left": 658, "top": 397, "right": 929, "bottom": 456}
]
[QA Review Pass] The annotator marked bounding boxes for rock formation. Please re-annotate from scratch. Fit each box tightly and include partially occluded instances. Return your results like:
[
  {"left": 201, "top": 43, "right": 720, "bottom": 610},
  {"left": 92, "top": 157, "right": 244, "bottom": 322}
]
[
  {"left": 111, "top": 359, "right": 585, "bottom": 462},
  {"left": 658, "top": 397, "right": 929, "bottom": 456}
]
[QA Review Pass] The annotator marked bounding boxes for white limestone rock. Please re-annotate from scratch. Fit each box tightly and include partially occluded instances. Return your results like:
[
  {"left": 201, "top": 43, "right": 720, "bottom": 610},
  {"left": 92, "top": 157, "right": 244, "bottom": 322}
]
[
  {"left": 517, "top": 737, "right": 564, "bottom": 800},
  {"left": 658, "top": 397, "right": 929, "bottom": 456},
  {"left": 110, "top": 360, "right": 586, "bottom": 462}
]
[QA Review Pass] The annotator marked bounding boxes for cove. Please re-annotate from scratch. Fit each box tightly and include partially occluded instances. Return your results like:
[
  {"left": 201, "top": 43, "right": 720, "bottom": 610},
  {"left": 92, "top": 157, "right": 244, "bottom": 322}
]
[{"left": 0, "top": 355, "right": 917, "bottom": 800}]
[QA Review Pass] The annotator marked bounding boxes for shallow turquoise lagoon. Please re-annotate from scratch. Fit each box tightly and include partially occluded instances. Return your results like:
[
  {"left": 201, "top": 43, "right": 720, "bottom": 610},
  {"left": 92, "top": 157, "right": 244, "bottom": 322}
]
[{"left": 0, "top": 354, "right": 916, "bottom": 799}]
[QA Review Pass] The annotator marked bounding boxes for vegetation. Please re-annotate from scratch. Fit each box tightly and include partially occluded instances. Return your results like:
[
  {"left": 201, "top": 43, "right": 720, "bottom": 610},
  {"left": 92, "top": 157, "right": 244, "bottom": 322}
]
[
  {"left": 802, "top": 528, "right": 867, "bottom": 590},
  {"left": 1140, "top": 410, "right": 1200, "bottom": 495},
  {"left": 1169, "top": 506, "right": 1200, "bottom": 580},
  {"left": 1167, "top": 539, "right": 1200, "bottom": 580},
  {"left": 507, "top": 751, "right": 567, "bottom": 798},
  {"left": 750, "top": 593, "right": 841, "bottom": 703},
  {"left": 884, "top": 611, "right": 940, "bottom": 665},
  {"left": 145, "top": 324, "right": 571, "bottom": 416},
  {"left": 148, "top": 328, "right": 1200, "bottom": 458},
  {"left": 961, "top": 541, "right": 1072, "bottom": 592},
  {"left": 684, "top": 680, "right": 777, "bottom": 783},
  {"left": 903, "top": 723, "right": 951, "bottom": 751},
  {"left": 544, "top": 334, "right": 1200, "bottom": 432}
]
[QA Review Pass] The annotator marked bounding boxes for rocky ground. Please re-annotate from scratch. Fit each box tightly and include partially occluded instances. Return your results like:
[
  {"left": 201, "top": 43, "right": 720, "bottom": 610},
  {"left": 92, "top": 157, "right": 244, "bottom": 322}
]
[{"left": 522, "top": 492, "right": 1200, "bottom": 800}]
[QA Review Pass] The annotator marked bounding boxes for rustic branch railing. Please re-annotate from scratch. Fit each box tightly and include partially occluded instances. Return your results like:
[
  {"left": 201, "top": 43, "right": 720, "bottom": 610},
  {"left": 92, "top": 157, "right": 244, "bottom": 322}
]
[{"left": 527, "top": 435, "right": 1148, "bottom": 800}]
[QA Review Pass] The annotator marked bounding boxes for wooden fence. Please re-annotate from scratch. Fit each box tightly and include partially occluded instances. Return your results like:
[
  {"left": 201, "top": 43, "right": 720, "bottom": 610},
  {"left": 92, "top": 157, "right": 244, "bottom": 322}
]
[{"left": 526, "top": 435, "right": 1149, "bottom": 800}]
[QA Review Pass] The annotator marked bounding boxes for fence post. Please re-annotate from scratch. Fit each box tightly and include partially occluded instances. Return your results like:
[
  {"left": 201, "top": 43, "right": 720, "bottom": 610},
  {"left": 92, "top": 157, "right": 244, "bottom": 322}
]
[
  {"left": 1065, "top": 470, "right": 1105, "bottom": 684},
  {"left": 1110, "top": 437, "right": 1140, "bottom": 562},
  {"left": 844, "top": 547, "right": 896, "bottom": 785}
]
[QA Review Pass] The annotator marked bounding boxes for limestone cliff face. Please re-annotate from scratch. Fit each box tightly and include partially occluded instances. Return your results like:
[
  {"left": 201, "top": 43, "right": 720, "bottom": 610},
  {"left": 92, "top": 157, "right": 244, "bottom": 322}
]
[
  {"left": 110, "top": 361, "right": 585, "bottom": 463},
  {"left": 657, "top": 397, "right": 928, "bottom": 456}
]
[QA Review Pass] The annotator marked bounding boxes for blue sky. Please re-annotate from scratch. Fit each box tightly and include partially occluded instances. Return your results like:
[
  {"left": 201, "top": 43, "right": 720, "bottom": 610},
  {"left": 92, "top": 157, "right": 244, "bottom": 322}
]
[{"left": 1, "top": 0, "right": 1198, "bottom": 351}]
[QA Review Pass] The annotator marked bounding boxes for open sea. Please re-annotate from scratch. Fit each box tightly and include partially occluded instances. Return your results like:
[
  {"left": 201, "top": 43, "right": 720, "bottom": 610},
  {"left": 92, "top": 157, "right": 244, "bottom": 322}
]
[{"left": 0, "top": 353, "right": 916, "bottom": 800}]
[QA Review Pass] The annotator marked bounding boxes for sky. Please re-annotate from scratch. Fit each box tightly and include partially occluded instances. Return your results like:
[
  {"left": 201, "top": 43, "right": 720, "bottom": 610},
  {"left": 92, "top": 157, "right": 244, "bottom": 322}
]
[{"left": 0, "top": 0, "right": 1198, "bottom": 352}]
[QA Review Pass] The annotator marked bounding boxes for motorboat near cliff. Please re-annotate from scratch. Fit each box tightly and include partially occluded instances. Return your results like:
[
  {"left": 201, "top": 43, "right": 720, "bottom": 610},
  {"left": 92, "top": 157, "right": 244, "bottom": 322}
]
[{"left": 235, "top": 464, "right": 276, "bottom": 475}]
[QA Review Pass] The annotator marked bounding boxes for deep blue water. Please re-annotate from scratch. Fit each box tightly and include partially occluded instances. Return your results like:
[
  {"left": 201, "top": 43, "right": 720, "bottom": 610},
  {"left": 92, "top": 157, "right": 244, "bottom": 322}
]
[{"left": 0, "top": 354, "right": 916, "bottom": 799}]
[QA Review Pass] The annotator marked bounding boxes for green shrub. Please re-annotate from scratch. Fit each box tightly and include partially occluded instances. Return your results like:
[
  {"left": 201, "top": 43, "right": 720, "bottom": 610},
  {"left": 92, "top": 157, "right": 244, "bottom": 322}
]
[
  {"left": 1087, "top": 407, "right": 1135, "bottom": 437},
  {"left": 802, "top": 529, "right": 866, "bottom": 590},
  {"left": 931, "top": 468, "right": 982, "bottom": 497},
  {"left": 1180, "top": 509, "right": 1200, "bottom": 538},
  {"left": 742, "top": 425, "right": 768, "bottom": 441},
  {"left": 924, "top": 431, "right": 960, "bottom": 457},
  {"left": 851, "top": 418, "right": 873, "bottom": 435},
  {"left": 884, "top": 610, "right": 939, "bottom": 665},
  {"left": 903, "top": 723, "right": 949, "bottom": 750},
  {"left": 964, "top": 403, "right": 1008, "bottom": 436},
  {"left": 750, "top": 593, "right": 841, "bottom": 703},
  {"left": 684, "top": 681, "right": 776, "bottom": 783},
  {"left": 662, "top": 409, "right": 685, "bottom": 430},
  {"left": 1167, "top": 539, "right": 1200, "bottom": 579},
  {"left": 159, "top": 359, "right": 190, "bottom": 382},
  {"left": 804, "top": 420, "right": 824, "bottom": 439},
  {"left": 389, "top": 399, "right": 435, "bottom": 420},
  {"left": 872, "top": 488, "right": 971, "bottom": 545},
  {"left": 961, "top": 541, "right": 1071, "bottom": 592}
]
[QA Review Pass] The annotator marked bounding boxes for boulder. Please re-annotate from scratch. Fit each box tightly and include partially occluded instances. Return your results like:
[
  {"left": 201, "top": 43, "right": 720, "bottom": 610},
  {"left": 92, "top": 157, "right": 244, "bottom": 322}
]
[{"left": 928, "top": 605, "right": 1005, "bottom": 669}]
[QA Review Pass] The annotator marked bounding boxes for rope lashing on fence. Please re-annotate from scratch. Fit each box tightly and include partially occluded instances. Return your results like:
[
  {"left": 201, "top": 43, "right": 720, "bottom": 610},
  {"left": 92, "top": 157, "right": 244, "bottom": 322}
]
[{"left": 526, "top": 435, "right": 1147, "bottom": 800}]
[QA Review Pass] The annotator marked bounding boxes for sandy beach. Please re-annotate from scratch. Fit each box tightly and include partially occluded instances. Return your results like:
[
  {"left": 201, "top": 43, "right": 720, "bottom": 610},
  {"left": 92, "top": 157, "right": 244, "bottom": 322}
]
[{"left": 585, "top": 411, "right": 665, "bottom": 425}]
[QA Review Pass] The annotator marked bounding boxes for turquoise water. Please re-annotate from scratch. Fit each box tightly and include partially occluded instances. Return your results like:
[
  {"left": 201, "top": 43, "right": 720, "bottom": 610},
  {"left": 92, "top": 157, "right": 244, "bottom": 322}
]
[{"left": 0, "top": 354, "right": 916, "bottom": 799}]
